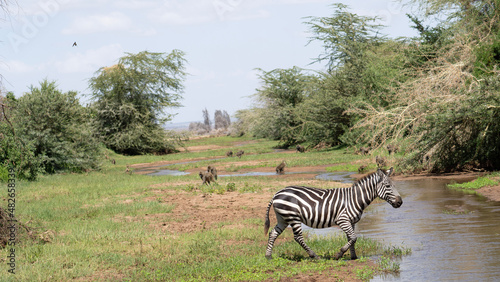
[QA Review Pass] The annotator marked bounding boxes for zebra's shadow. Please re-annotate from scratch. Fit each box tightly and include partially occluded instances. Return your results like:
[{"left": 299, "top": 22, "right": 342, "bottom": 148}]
[{"left": 278, "top": 253, "right": 350, "bottom": 262}]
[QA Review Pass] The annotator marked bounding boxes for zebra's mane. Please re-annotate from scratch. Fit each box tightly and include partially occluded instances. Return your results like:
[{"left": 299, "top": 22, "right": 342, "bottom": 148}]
[{"left": 351, "top": 170, "right": 380, "bottom": 188}]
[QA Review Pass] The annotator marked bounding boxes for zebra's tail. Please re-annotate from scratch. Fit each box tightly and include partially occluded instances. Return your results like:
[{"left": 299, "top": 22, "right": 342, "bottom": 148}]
[{"left": 264, "top": 198, "right": 273, "bottom": 235}]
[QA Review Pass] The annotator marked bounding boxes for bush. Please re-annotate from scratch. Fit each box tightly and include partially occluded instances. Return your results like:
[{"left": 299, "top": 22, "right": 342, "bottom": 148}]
[{"left": 10, "top": 80, "right": 101, "bottom": 174}]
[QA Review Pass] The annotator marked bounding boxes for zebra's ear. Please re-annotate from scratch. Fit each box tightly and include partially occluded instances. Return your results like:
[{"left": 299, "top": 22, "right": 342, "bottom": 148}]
[{"left": 386, "top": 167, "right": 394, "bottom": 176}]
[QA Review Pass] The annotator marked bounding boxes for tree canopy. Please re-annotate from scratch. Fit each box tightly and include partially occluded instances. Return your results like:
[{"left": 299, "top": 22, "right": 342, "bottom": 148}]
[
  {"left": 236, "top": 1, "right": 500, "bottom": 172},
  {"left": 89, "top": 50, "right": 187, "bottom": 155}
]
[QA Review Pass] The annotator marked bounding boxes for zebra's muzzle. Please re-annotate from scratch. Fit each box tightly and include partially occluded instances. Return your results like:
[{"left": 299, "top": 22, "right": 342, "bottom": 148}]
[{"left": 392, "top": 196, "right": 403, "bottom": 208}]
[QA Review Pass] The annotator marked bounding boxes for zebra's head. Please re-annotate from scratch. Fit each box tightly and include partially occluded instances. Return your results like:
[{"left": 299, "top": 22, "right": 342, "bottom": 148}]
[{"left": 376, "top": 167, "right": 403, "bottom": 208}]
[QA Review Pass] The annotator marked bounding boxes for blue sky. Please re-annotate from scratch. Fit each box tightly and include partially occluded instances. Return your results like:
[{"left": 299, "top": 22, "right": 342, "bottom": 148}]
[{"left": 0, "top": 0, "right": 418, "bottom": 123}]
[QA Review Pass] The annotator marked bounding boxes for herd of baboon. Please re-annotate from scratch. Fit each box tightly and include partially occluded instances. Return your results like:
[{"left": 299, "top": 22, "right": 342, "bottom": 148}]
[
  {"left": 113, "top": 142, "right": 399, "bottom": 184},
  {"left": 199, "top": 143, "right": 400, "bottom": 184}
]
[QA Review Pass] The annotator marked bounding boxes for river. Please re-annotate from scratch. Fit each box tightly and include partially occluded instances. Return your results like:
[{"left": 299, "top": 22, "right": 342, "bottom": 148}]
[
  {"left": 304, "top": 178, "right": 500, "bottom": 281},
  {"left": 139, "top": 162, "right": 500, "bottom": 280}
]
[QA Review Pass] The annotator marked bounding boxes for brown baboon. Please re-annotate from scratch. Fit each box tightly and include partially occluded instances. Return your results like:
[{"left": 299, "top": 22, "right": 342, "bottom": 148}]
[
  {"left": 276, "top": 160, "right": 286, "bottom": 175},
  {"left": 226, "top": 151, "right": 233, "bottom": 157},
  {"left": 236, "top": 150, "right": 244, "bottom": 158},
  {"left": 125, "top": 165, "right": 131, "bottom": 174},
  {"left": 376, "top": 156, "right": 387, "bottom": 168},
  {"left": 358, "top": 165, "right": 367, "bottom": 174},
  {"left": 296, "top": 145, "right": 305, "bottom": 153},
  {"left": 207, "top": 166, "right": 218, "bottom": 180},
  {"left": 387, "top": 144, "right": 399, "bottom": 155},
  {"left": 110, "top": 158, "right": 116, "bottom": 165},
  {"left": 359, "top": 147, "right": 370, "bottom": 155},
  {"left": 199, "top": 171, "right": 214, "bottom": 185}
]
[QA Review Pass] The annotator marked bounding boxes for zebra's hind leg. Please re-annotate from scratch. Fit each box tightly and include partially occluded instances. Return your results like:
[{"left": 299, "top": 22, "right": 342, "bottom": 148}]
[
  {"left": 265, "top": 214, "right": 288, "bottom": 259},
  {"left": 348, "top": 223, "right": 358, "bottom": 260},
  {"left": 290, "top": 223, "right": 319, "bottom": 259},
  {"left": 335, "top": 221, "right": 357, "bottom": 260}
]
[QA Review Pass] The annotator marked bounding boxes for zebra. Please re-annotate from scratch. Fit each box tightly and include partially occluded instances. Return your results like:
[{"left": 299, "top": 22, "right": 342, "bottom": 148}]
[{"left": 264, "top": 167, "right": 402, "bottom": 260}]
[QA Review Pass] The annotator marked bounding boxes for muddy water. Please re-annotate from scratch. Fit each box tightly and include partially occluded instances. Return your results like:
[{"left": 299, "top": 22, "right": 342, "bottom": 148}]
[{"left": 304, "top": 178, "right": 500, "bottom": 281}]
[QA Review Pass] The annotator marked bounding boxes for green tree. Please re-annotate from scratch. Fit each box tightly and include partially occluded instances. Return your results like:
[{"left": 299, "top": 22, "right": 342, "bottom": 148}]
[
  {"left": 301, "top": 4, "right": 403, "bottom": 146},
  {"left": 349, "top": 0, "right": 500, "bottom": 172},
  {"left": 0, "top": 93, "right": 40, "bottom": 181},
  {"left": 9, "top": 80, "right": 100, "bottom": 174},
  {"left": 249, "top": 67, "right": 313, "bottom": 147},
  {"left": 89, "top": 50, "right": 186, "bottom": 155}
]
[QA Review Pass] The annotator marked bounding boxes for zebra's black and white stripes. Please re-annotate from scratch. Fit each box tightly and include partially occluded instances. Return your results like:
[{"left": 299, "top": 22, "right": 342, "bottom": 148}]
[{"left": 264, "top": 167, "right": 402, "bottom": 260}]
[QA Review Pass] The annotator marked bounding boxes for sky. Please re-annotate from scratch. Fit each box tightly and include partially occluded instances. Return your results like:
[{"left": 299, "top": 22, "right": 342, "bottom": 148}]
[{"left": 0, "top": 0, "right": 419, "bottom": 124}]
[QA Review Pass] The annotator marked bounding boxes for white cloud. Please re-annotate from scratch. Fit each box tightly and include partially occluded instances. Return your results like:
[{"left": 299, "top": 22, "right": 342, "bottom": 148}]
[
  {"left": 148, "top": 0, "right": 272, "bottom": 25},
  {"left": 149, "top": 1, "right": 214, "bottom": 25},
  {"left": 62, "top": 11, "right": 132, "bottom": 35},
  {"left": 53, "top": 44, "right": 123, "bottom": 73},
  {"left": 0, "top": 60, "right": 38, "bottom": 73}
]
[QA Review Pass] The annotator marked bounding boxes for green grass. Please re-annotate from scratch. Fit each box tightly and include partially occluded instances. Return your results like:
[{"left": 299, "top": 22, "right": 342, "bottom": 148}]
[{"left": 447, "top": 172, "right": 500, "bottom": 190}]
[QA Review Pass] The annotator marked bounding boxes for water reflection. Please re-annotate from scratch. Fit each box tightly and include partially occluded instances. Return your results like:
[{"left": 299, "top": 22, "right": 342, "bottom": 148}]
[
  {"left": 147, "top": 169, "right": 189, "bottom": 176},
  {"left": 305, "top": 178, "right": 500, "bottom": 281}
]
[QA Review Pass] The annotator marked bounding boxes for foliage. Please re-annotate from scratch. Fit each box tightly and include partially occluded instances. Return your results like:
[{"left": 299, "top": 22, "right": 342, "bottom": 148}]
[
  {"left": 5, "top": 80, "right": 101, "bottom": 175},
  {"left": 347, "top": 1, "right": 500, "bottom": 172},
  {"left": 89, "top": 50, "right": 186, "bottom": 155},
  {"left": 304, "top": 3, "right": 383, "bottom": 73},
  {"left": 447, "top": 172, "right": 500, "bottom": 190},
  {"left": 245, "top": 67, "right": 314, "bottom": 146},
  {"left": 237, "top": 4, "right": 405, "bottom": 148},
  {"left": 0, "top": 93, "right": 41, "bottom": 181}
]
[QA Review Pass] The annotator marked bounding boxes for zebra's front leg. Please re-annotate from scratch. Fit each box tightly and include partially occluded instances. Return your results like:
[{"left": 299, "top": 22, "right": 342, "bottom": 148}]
[
  {"left": 291, "top": 223, "right": 319, "bottom": 259},
  {"left": 335, "top": 221, "right": 358, "bottom": 260}
]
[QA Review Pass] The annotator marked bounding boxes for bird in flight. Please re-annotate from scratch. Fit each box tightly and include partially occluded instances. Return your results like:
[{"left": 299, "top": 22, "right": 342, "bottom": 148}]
[{"left": 72, "top": 42, "right": 77, "bottom": 47}]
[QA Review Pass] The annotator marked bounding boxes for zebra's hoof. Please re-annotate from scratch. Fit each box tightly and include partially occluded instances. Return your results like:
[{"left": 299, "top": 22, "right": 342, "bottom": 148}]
[{"left": 351, "top": 255, "right": 358, "bottom": 260}]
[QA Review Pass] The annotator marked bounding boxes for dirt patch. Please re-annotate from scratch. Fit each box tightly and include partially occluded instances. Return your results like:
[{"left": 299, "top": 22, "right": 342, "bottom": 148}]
[
  {"left": 0, "top": 207, "right": 38, "bottom": 248},
  {"left": 477, "top": 185, "right": 500, "bottom": 201},
  {"left": 272, "top": 259, "right": 378, "bottom": 282},
  {"left": 148, "top": 190, "right": 275, "bottom": 234},
  {"left": 178, "top": 144, "right": 226, "bottom": 152}
]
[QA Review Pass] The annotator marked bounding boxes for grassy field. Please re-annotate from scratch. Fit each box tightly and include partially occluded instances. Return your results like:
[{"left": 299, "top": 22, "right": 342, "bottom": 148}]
[{"left": 1, "top": 136, "right": 409, "bottom": 281}]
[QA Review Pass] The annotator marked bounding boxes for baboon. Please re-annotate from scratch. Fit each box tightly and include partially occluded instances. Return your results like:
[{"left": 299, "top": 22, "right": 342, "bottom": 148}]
[
  {"left": 376, "top": 156, "right": 387, "bottom": 168},
  {"left": 207, "top": 165, "right": 218, "bottom": 180},
  {"left": 359, "top": 147, "right": 370, "bottom": 155},
  {"left": 125, "top": 165, "right": 131, "bottom": 174},
  {"left": 296, "top": 145, "right": 305, "bottom": 153},
  {"left": 358, "top": 165, "right": 367, "bottom": 173},
  {"left": 226, "top": 151, "right": 233, "bottom": 157},
  {"left": 236, "top": 150, "right": 244, "bottom": 158},
  {"left": 387, "top": 144, "right": 399, "bottom": 155},
  {"left": 276, "top": 160, "right": 286, "bottom": 175},
  {"left": 199, "top": 171, "right": 214, "bottom": 185},
  {"left": 110, "top": 158, "right": 116, "bottom": 165}
]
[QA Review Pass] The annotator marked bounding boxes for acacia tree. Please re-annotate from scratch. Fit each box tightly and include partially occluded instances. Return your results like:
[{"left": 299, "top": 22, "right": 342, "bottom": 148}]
[
  {"left": 89, "top": 50, "right": 186, "bottom": 155},
  {"left": 249, "top": 67, "right": 314, "bottom": 147}
]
